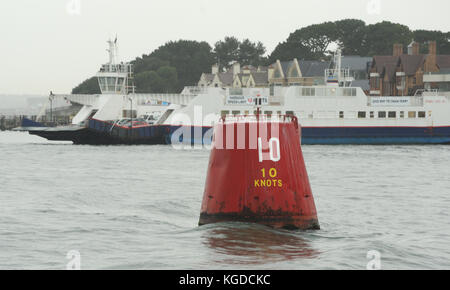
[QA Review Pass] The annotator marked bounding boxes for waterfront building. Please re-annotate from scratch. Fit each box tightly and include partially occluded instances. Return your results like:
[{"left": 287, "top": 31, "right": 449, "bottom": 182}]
[{"left": 369, "top": 41, "right": 450, "bottom": 96}]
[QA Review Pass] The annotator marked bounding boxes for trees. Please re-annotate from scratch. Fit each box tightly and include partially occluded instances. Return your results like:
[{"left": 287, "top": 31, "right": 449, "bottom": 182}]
[
  {"left": 72, "top": 76, "right": 100, "bottom": 94},
  {"left": 412, "top": 30, "right": 450, "bottom": 54},
  {"left": 146, "top": 40, "right": 215, "bottom": 92},
  {"left": 268, "top": 41, "right": 311, "bottom": 63},
  {"left": 286, "top": 22, "right": 338, "bottom": 60},
  {"left": 214, "top": 37, "right": 267, "bottom": 70},
  {"left": 238, "top": 39, "right": 266, "bottom": 67},
  {"left": 363, "top": 21, "right": 412, "bottom": 56},
  {"left": 72, "top": 20, "right": 450, "bottom": 94},
  {"left": 334, "top": 19, "right": 367, "bottom": 56},
  {"left": 269, "top": 20, "right": 418, "bottom": 61},
  {"left": 134, "top": 66, "right": 178, "bottom": 93}
]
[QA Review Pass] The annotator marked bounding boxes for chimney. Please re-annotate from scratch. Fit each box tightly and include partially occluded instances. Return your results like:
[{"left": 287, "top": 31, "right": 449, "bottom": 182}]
[
  {"left": 428, "top": 40, "right": 437, "bottom": 55},
  {"left": 211, "top": 64, "right": 219, "bottom": 74},
  {"left": 425, "top": 41, "right": 438, "bottom": 72},
  {"left": 408, "top": 41, "right": 420, "bottom": 55},
  {"left": 393, "top": 43, "right": 403, "bottom": 56},
  {"left": 232, "top": 62, "right": 241, "bottom": 76}
]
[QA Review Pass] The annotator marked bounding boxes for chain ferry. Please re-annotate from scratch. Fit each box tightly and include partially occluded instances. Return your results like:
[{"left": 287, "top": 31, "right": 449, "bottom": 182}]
[{"left": 18, "top": 41, "right": 450, "bottom": 145}]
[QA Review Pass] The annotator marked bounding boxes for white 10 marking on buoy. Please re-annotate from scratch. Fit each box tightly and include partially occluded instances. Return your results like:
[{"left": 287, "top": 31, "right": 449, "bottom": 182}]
[{"left": 258, "top": 137, "right": 280, "bottom": 163}]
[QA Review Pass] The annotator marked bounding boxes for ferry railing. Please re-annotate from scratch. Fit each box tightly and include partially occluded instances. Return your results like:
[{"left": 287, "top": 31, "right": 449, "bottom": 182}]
[
  {"left": 414, "top": 89, "right": 438, "bottom": 97},
  {"left": 133, "top": 94, "right": 197, "bottom": 106}
]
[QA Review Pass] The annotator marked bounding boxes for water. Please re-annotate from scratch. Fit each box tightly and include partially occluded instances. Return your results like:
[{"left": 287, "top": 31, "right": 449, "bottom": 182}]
[{"left": 0, "top": 131, "right": 449, "bottom": 270}]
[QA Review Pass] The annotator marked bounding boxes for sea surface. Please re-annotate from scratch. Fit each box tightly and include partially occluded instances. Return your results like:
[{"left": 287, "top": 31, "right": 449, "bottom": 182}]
[{"left": 0, "top": 131, "right": 449, "bottom": 270}]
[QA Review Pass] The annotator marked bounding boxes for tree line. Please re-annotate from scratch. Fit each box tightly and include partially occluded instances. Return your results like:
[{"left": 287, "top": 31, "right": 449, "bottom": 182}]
[{"left": 72, "top": 19, "right": 450, "bottom": 94}]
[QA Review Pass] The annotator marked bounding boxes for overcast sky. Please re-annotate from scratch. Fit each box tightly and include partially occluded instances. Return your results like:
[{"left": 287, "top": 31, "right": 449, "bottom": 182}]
[{"left": 1, "top": 0, "right": 450, "bottom": 96}]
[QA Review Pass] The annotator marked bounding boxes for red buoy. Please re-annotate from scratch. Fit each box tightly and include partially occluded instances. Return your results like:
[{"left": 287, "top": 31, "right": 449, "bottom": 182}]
[{"left": 199, "top": 115, "right": 320, "bottom": 230}]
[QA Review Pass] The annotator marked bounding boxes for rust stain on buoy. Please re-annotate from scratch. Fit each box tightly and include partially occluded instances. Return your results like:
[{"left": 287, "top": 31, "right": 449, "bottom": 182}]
[{"left": 199, "top": 115, "right": 319, "bottom": 230}]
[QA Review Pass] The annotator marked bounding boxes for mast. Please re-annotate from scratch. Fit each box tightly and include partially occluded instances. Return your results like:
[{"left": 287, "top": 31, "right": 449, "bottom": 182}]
[{"left": 325, "top": 49, "right": 354, "bottom": 87}]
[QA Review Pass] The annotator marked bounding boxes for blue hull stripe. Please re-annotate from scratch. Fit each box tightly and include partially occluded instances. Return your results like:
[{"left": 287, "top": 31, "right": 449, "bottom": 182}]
[{"left": 163, "top": 125, "right": 450, "bottom": 145}]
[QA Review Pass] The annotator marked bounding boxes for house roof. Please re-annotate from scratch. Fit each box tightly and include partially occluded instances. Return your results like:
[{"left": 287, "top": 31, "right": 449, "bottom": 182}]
[
  {"left": 203, "top": 73, "right": 215, "bottom": 82},
  {"left": 383, "top": 62, "right": 397, "bottom": 80},
  {"left": 279, "top": 61, "right": 292, "bottom": 76},
  {"left": 217, "top": 72, "right": 234, "bottom": 86},
  {"left": 351, "top": 80, "right": 370, "bottom": 91},
  {"left": 298, "top": 60, "right": 330, "bottom": 77},
  {"left": 437, "top": 55, "right": 450, "bottom": 69},
  {"left": 372, "top": 56, "right": 399, "bottom": 74},
  {"left": 341, "top": 56, "right": 372, "bottom": 71},
  {"left": 251, "top": 72, "right": 269, "bottom": 85},
  {"left": 399, "top": 55, "right": 425, "bottom": 76}
]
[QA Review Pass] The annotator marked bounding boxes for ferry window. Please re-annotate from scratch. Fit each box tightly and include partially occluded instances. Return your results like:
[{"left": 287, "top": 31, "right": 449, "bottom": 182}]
[
  {"left": 221, "top": 110, "right": 229, "bottom": 117},
  {"left": 418, "top": 111, "right": 426, "bottom": 118},
  {"left": 388, "top": 111, "right": 396, "bottom": 118},
  {"left": 302, "top": 88, "right": 315, "bottom": 96},
  {"left": 264, "top": 111, "right": 273, "bottom": 117},
  {"left": 343, "top": 88, "right": 357, "bottom": 96},
  {"left": 400, "top": 111, "right": 405, "bottom": 118},
  {"left": 358, "top": 111, "right": 366, "bottom": 118},
  {"left": 232, "top": 110, "right": 240, "bottom": 116},
  {"left": 277, "top": 111, "right": 282, "bottom": 115},
  {"left": 230, "top": 88, "right": 243, "bottom": 95},
  {"left": 339, "top": 111, "right": 344, "bottom": 119},
  {"left": 378, "top": 111, "right": 386, "bottom": 118},
  {"left": 286, "top": 111, "right": 295, "bottom": 116},
  {"left": 370, "top": 111, "right": 374, "bottom": 118},
  {"left": 244, "top": 110, "right": 249, "bottom": 115},
  {"left": 408, "top": 111, "right": 416, "bottom": 118}
]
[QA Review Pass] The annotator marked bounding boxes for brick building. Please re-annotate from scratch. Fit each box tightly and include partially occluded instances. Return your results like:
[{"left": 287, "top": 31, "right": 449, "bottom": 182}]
[{"left": 369, "top": 41, "right": 450, "bottom": 96}]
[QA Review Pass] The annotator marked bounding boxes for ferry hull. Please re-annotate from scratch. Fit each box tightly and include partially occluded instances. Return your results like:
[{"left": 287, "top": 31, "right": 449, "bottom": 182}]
[
  {"left": 163, "top": 125, "right": 450, "bottom": 145},
  {"left": 25, "top": 123, "right": 450, "bottom": 145}
]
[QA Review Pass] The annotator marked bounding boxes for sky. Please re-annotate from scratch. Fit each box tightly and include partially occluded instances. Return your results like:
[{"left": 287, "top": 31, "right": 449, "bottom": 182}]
[{"left": 1, "top": 0, "right": 450, "bottom": 96}]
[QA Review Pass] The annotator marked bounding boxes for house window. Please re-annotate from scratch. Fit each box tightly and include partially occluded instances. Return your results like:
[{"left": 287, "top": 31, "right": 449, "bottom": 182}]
[
  {"left": 418, "top": 111, "right": 426, "bottom": 118},
  {"left": 339, "top": 111, "right": 344, "bottom": 119},
  {"left": 388, "top": 111, "right": 396, "bottom": 118},
  {"left": 371, "top": 77, "right": 380, "bottom": 89},
  {"left": 378, "top": 111, "right": 386, "bottom": 118},
  {"left": 358, "top": 111, "right": 366, "bottom": 118},
  {"left": 408, "top": 111, "right": 416, "bottom": 118}
]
